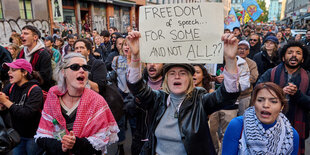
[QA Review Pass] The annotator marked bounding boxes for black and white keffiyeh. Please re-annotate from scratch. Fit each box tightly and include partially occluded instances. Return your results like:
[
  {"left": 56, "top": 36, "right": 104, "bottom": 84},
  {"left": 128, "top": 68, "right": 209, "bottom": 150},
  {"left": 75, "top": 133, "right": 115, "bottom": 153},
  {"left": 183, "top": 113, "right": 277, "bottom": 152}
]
[{"left": 238, "top": 106, "right": 294, "bottom": 155}]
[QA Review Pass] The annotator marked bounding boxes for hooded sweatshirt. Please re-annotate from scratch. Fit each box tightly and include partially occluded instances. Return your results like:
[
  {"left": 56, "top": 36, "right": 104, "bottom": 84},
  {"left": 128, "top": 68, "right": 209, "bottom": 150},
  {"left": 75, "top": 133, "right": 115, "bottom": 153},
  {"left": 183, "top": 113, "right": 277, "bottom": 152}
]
[{"left": 23, "top": 40, "right": 45, "bottom": 62}]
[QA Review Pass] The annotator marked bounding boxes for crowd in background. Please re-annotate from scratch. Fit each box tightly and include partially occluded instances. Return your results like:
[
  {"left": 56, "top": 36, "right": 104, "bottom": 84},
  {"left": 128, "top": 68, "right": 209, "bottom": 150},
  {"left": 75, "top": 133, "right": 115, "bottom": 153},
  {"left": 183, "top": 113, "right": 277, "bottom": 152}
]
[{"left": 0, "top": 21, "right": 309, "bottom": 155}]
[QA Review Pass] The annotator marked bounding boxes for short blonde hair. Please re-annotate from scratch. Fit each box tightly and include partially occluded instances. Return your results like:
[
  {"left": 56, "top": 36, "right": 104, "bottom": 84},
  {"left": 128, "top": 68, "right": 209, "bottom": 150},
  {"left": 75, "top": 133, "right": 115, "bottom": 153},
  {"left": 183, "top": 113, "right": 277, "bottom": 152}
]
[{"left": 162, "top": 69, "right": 195, "bottom": 96}]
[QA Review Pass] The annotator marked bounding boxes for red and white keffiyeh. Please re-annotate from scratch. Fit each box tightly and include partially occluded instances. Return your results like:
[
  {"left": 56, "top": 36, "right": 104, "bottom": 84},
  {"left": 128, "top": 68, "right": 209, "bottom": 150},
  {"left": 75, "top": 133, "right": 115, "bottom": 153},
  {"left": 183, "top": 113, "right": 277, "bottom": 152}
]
[{"left": 34, "top": 86, "right": 119, "bottom": 152}]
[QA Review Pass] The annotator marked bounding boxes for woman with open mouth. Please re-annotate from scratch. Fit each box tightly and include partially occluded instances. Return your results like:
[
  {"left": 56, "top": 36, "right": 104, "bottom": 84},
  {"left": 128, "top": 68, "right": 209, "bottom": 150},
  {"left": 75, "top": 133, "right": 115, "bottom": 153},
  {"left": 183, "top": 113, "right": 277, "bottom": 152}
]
[
  {"left": 222, "top": 82, "right": 299, "bottom": 155},
  {"left": 35, "top": 53, "right": 119, "bottom": 154},
  {"left": 126, "top": 31, "right": 240, "bottom": 155},
  {"left": 0, "top": 59, "right": 44, "bottom": 154}
]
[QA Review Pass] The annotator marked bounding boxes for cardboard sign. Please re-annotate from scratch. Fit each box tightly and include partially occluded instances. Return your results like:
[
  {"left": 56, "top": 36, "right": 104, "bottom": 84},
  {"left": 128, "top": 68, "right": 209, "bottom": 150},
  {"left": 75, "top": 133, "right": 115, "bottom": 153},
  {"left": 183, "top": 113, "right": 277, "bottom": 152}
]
[{"left": 139, "top": 3, "right": 224, "bottom": 64}]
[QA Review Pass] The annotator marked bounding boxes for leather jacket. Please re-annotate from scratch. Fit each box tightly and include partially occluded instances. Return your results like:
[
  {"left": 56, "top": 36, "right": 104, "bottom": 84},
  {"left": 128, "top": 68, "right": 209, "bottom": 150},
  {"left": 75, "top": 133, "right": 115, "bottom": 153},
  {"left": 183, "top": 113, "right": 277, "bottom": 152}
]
[{"left": 127, "top": 79, "right": 240, "bottom": 155}]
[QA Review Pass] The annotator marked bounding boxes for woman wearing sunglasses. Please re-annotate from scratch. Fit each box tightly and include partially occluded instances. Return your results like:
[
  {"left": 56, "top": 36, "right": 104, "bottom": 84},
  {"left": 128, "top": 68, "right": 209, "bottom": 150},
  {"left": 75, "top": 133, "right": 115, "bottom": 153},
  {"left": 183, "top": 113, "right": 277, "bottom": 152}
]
[
  {"left": 35, "top": 53, "right": 119, "bottom": 154},
  {"left": 0, "top": 59, "right": 43, "bottom": 155}
]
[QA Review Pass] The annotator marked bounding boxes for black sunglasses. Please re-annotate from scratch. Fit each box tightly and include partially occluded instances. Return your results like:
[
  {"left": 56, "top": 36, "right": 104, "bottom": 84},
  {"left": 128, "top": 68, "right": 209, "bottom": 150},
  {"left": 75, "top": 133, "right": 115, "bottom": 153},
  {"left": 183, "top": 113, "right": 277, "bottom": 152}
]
[
  {"left": 64, "top": 64, "right": 91, "bottom": 71},
  {"left": 249, "top": 39, "right": 258, "bottom": 42}
]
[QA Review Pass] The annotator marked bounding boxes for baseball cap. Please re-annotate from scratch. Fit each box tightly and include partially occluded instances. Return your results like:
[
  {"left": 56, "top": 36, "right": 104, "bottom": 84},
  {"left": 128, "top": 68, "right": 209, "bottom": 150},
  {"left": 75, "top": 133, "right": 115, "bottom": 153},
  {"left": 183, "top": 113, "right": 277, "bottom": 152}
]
[
  {"left": 238, "top": 40, "right": 250, "bottom": 49},
  {"left": 3, "top": 59, "right": 32, "bottom": 73},
  {"left": 264, "top": 36, "right": 279, "bottom": 44},
  {"left": 44, "top": 36, "right": 54, "bottom": 42},
  {"left": 163, "top": 64, "right": 195, "bottom": 76}
]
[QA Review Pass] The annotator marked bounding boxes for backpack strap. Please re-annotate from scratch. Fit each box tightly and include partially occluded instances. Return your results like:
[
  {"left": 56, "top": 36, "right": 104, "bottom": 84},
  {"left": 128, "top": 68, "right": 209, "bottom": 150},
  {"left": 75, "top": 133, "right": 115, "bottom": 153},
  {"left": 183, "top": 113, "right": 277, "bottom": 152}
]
[
  {"left": 9, "top": 84, "right": 15, "bottom": 95},
  {"left": 30, "top": 49, "right": 44, "bottom": 70},
  {"left": 18, "top": 49, "right": 25, "bottom": 59},
  {"left": 115, "top": 56, "right": 119, "bottom": 70},
  {"left": 27, "top": 84, "right": 39, "bottom": 97},
  {"left": 270, "top": 66, "right": 277, "bottom": 82}
]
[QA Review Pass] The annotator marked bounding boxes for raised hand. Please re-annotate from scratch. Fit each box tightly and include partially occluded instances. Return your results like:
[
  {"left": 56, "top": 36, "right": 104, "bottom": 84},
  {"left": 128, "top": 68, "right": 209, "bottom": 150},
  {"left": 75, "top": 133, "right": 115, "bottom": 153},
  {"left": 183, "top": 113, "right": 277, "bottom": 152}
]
[
  {"left": 221, "top": 33, "right": 238, "bottom": 60},
  {"left": 221, "top": 33, "right": 238, "bottom": 74},
  {"left": 126, "top": 31, "right": 141, "bottom": 57}
]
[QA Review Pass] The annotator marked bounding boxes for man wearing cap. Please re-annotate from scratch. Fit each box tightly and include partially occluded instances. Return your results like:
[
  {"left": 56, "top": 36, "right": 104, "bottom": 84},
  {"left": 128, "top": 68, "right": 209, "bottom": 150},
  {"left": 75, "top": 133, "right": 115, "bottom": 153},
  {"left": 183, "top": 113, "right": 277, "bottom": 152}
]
[
  {"left": 17, "top": 25, "right": 52, "bottom": 91},
  {"left": 256, "top": 41, "right": 310, "bottom": 154},
  {"left": 44, "top": 36, "right": 61, "bottom": 70},
  {"left": 236, "top": 40, "right": 258, "bottom": 115},
  {"left": 253, "top": 36, "right": 281, "bottom": 78}
]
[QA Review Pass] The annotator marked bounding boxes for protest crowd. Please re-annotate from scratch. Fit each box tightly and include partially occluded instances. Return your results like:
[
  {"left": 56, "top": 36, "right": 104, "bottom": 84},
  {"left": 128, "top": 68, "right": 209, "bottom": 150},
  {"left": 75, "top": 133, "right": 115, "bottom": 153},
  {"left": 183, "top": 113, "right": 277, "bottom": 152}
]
[{"left": 0, "top": 3, "right": 310, "bottom": 155}]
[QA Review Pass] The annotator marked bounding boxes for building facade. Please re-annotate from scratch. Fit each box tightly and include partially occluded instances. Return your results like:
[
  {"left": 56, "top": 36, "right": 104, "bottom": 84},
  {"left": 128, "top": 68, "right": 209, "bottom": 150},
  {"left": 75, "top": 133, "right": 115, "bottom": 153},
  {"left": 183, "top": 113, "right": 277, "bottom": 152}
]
[
  {"left": 268, "top": 0, "right": 281, "bottom": 22},
  {"left": 0, "top": 0, "right": 50, "bottom": 46},
  {"left": 231, "top": 0, "right": 244, "bottom": 12},
  {"left": 284, "top": 0, "right": 310, "bottom": 25}
]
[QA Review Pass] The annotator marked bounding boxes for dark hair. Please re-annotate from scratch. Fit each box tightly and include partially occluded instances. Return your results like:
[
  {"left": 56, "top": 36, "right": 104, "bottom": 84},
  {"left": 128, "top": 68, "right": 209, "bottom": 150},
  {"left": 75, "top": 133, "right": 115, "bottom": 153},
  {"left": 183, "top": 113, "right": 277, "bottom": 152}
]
[
  {"left": 251, "top": 82, "right": 288, "bottom": 113},
  {"left": 280, "top": 41, "right": 308, "bottom": 62},
  {"left": 67, "top": 34, "right": 74, "bottom": 40},
  {"left": 110, "top": 27, "right": 118, "bottom": 31},
  {"left": 12, "top": 30, "right": 16, "bottom": 33},
  {"left": 192, "top": 64, "right": 212, "bottom": 92},
  {"left": 22, "top": 25, "right": 41, "bottom": 38},
  {"left": 100, "top": 30, "right": 110, "bottom": 37},
  {"left": 74, "top": 38, "right": 92, "bottom": 53},
  {"left": 22, "top": 69, "right": 44, "bottom": 85}
]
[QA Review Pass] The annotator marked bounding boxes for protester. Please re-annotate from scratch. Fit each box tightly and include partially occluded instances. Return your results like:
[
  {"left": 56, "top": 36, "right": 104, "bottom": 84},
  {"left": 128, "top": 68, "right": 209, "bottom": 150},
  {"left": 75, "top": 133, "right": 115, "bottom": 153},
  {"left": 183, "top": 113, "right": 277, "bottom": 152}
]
[
  {"left": 247, "top": 33, "right": 261, "bottom": 59},
  {"left": 0, "top": 46, "right": 12, "bottom": 89},
  {"left": 100, "top": 30, "right": 112, "bottom": 53},
  {"left": 222, "top": 82, "right": 299, "bottom": 155},
  {"left": 126, "top": 31, "right": 240, "bottom": 155},
  {"left": 106, "top": 36, "right": 124, "bottom": 71},
  {"left": 93, "top": 35, "right": 108, "bottom": 61},
  {"left": 192, "top": 64, "right": 213, "bottom": 92},
  {"left": 256, "top": 41, "right": 310, "bottom": 154},
  {"left": 0, "top": 59, "right": 44, "bottom": 155},
  {"left": 55, "top": 37, "right": 65, "bottom": 54},
  {"left": 10, "top": 34, "right": 23, "bottom": 48},
  {"left": 284, "top": 27, "right": 294, "bottom": 42},
  {"left": 17, "top": 25, "right": 52, "bottom": 91},
  {"left": 44, "top": 36, "right": 61, "bottom": 67},
  {"left": 253, "top": 36, "right": 280, "bottom": 78},
  {"left": 236, "top": 40, "right": 258, "bottom": 115},
  {"left": 35, "top": 53, "right": 119, "bottom": 154},
  {"left": 7, "top": 44, "right": 20, "bottom": 60},
  {"left": 276, "top": 31, "right": 287, "bottom": 49},
  {"left": 62, "top": 34, "right": 75, "bottom": 57},
  {"left": 295, "top": 34, "right": 302, "bottom": 42}
]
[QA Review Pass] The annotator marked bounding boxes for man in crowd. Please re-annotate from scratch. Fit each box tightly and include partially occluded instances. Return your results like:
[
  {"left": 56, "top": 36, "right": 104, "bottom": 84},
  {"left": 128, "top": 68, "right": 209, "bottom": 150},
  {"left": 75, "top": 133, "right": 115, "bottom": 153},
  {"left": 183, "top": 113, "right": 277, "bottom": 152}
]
[
  {"left": 257, "top": 41, "right": 310, "bottom": 154},
  {"left": 236, "top": 40, "right": 258, "bottom": 115},
  {"left": 62, "top": 34, "right": 75, "bottom": 57},
  {"left": 248, "top": 33, "right": 261, "bottom": 59},
  {"left": 100, "top": 30, "right": 112, "bottom": 53},
  {"left": 109, "top": 27, "right": 118, "bottom": 35},
  {"left": 17, "top": 25, "right": 52, "bottom": 91},
  {"left": 284, "top": 27, "right": 294, "bottom": 42},
  {"left": 44, "top": 36, "right": 61, "bottom": 69}
]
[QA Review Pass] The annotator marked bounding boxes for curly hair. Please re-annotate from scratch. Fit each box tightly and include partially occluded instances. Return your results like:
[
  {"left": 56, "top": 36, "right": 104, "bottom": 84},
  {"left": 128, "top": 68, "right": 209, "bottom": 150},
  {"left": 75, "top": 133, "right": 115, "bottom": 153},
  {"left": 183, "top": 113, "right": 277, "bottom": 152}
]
[{"left": 192, "top": 64, "right": 212, "bottom": 92}]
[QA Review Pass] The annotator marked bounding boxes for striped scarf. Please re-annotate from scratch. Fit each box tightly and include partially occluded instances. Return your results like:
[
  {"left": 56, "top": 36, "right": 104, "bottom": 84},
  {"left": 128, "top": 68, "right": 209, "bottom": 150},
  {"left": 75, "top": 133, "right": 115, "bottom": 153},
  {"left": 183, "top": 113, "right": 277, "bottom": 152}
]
[
  {"left": 34, "top": 86, "right": 119, "bottom": 153},
  {"left": 239, "top": 107, "right": 294, "bottom": 155}
]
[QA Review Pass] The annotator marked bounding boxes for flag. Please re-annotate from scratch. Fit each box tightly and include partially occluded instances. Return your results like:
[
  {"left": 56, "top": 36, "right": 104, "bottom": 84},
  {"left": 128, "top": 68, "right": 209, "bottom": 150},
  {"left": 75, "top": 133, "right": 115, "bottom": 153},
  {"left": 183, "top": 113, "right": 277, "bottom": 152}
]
[
  {"left": 242, "top": 0, "right": 263, "bottom": 21},
  {"left": 243, "top": 11, "right": 251, "bottom": 24},
  {"left": 224, "top": 7, "right": 240, "bottom": 31}
]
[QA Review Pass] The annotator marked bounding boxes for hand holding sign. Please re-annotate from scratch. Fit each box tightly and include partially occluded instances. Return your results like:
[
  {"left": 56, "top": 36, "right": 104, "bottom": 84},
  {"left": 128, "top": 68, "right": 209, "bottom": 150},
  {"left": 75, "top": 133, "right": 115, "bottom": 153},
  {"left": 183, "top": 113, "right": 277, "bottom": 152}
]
[{"left": 127, "top": 31, "right": 141, "bottom": 57}]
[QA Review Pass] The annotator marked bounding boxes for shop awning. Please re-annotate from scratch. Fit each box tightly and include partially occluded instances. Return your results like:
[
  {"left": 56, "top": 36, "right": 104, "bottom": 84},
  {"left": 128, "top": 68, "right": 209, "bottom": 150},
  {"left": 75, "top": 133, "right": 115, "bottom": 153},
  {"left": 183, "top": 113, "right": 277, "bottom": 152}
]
[{"left": 112, "top": 0, "right": 136, "bottom": 7}]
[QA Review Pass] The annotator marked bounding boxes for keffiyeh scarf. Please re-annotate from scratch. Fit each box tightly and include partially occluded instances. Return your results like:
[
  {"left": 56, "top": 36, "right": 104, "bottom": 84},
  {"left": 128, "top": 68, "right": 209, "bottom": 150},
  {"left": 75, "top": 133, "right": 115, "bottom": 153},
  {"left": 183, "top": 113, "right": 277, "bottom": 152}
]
[
  {"left": 34, "top": 86, "right": 119, "bottom": 152},
  {"left": 239, "top": 107, "right": 294, "bottom": 155}
]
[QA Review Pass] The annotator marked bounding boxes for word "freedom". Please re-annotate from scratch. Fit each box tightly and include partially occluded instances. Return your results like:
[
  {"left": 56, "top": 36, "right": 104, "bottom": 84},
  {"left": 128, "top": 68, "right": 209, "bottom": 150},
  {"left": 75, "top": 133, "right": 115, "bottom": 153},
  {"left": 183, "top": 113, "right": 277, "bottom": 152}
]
[{"left": 144, "top": 5, "right": 202, "bottom": 20}]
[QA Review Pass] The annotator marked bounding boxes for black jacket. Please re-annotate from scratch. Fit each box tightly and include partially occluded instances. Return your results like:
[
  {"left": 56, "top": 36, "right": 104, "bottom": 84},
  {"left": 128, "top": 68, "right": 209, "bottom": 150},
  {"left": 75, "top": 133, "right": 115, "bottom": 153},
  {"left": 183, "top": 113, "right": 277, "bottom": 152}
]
[
  {"left": 127, "top": 79, "right": 239, "bottom": 155},
  {"left": 17, "top": 48, "right": 53, "bottom": 91},
  {"left": 253, "top": 50, "right": 280, "bottom": 78},
  {"left": 0, "top": 46, "right": 12, "bottom": 85},
  {"left": 3, "top": 80, "right": 43, "bottom": 138}
]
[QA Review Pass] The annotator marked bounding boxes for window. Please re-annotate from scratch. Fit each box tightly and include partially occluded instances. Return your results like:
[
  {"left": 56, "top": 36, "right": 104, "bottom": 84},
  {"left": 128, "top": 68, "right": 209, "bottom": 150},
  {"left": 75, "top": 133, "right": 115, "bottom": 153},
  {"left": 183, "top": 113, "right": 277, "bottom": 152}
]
[
  {"left": 19, "top": 0, "right": 33, "bottom": 19},
  {"left": 0, "top": 0, "right": 3, "bottom": 19}
]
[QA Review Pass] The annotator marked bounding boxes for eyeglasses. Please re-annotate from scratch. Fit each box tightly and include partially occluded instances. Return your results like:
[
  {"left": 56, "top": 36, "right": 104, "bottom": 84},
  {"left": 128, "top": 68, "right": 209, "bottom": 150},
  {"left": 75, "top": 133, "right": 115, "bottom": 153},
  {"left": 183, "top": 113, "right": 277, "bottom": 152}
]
[
  {"left": 238, "top": 48, "right": 249, "bottom": 51},
  {"left": 64, "top": 64, "right": 91, "bottom": 71},
  {"left": 249, "top": 39, "right": 258, "bottom": 42}
]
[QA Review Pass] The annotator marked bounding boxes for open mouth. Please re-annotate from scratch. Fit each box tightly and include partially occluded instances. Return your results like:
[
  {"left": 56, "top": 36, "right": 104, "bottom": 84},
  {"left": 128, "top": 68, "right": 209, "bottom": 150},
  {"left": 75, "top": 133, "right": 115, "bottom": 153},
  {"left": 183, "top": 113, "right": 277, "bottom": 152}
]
[
  {"left": 9, "top": 76, "right": 13, "bottom": 80},
  {"left": 173, "top": 82, "right": 182, "bottom": 86},
  {"left": 77, "top": 76, "right": 85, "bottom": 82},
  {"left": 148, "top": 68, "right": 156, "bottom": 74},
  {"left": 261, "top": 110, "right": 271, "bottom": 117}
]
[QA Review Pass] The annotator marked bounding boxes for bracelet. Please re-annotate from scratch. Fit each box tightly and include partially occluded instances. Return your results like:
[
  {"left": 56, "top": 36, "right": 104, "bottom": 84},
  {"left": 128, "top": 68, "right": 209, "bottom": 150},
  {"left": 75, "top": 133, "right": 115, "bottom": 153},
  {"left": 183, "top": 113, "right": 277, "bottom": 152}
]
[{"left": 131, "top": 58, "right": 140, "bottom": 62}]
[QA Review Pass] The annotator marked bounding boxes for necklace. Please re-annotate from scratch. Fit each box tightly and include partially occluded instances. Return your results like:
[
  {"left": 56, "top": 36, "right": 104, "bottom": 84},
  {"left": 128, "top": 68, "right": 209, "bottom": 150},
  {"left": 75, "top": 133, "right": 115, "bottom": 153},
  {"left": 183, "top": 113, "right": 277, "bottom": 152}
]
[
  {"left": 170, "top": 98, "right": 179, "bottom": 118},
  {"left": 67, "top": 92, "right": 82, "bottom": 98}
]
